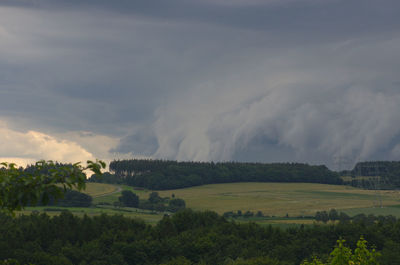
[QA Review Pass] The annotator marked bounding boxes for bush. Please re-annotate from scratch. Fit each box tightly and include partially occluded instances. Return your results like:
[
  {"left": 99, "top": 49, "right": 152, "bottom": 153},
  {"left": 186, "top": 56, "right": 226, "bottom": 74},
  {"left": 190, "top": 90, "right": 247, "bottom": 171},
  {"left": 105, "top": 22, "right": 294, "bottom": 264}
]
[
  {"left": 118, "top": 190, "right": 139, "bottom": 207},
  {"left": 168, "top": 198, "right": 186, "bottom": 213}
]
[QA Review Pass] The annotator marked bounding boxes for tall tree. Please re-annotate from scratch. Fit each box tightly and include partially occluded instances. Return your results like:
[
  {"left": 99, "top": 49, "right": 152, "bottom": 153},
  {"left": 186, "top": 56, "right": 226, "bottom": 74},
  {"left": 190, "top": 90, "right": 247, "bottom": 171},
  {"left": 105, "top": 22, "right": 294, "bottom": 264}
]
[{"left": 0, "top": 160, "right": 105, "bottom": 215}]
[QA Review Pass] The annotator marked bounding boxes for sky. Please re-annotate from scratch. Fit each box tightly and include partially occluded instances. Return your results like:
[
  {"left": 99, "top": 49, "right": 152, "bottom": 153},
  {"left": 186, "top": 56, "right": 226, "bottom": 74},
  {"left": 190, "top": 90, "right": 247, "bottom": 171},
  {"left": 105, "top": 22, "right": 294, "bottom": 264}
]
[{"left": 1, "top": 0, "right": 400, "bottom": 170}]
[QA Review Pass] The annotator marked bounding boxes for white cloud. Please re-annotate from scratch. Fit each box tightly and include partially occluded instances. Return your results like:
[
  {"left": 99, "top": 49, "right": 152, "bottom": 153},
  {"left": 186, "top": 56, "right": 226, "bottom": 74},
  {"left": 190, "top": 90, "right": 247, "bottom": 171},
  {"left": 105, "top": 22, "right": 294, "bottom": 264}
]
[
  {"left": 0, "top": 119, "right": 142, "bottom": 169},
  {"left": 0, "top": 120, "right": 95, "bottom": 166},
  {"left": 53, "top": 131, "right": 137, "bottom": 167}
]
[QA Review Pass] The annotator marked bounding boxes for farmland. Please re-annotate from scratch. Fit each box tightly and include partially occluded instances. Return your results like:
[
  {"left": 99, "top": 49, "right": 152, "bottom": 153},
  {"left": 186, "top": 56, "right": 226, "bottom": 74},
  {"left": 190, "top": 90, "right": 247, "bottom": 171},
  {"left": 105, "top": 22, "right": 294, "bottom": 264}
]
[
  {"left": 19, "top": 182, "right": 400, "bottom": 225},
  {"left": 156, "top": 182, "right": 400, "bottom": 216}
]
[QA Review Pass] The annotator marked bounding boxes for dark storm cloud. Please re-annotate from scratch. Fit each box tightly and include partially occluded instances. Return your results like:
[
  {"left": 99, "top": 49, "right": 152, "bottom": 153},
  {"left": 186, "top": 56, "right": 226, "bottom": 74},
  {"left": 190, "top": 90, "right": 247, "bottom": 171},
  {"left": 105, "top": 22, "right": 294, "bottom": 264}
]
[
  {"left": 1, "top": 0, "right": 400, "bottom": 167},
  {"left": 110, "top": 126, "right": 158, "bottom": 156},
  {"left": 3, "top": 0, "right": 400, "bottom": 36}
]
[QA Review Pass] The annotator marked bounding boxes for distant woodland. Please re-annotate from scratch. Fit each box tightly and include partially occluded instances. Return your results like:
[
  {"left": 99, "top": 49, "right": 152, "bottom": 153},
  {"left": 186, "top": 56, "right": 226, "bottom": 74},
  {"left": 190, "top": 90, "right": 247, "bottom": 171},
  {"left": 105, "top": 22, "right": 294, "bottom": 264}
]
[
  {"left": 89, "top": 160, "right": 342, "bottom": 190},
  {"left": 4, "top": 161, "right": 400, "bottom": 264},
  {"left": 1, "top": 209, "right": 399, "bottom": 265}
]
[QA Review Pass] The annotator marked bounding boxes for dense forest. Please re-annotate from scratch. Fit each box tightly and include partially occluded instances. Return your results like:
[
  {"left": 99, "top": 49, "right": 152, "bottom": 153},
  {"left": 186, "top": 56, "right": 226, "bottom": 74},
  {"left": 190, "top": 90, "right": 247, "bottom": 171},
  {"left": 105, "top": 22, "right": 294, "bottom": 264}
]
[
  {"left": 90, "top": 160, "right": 342, "bottom": 190},
  {"left": 1, "top": 209, "right": 399, "bottom": 265}
]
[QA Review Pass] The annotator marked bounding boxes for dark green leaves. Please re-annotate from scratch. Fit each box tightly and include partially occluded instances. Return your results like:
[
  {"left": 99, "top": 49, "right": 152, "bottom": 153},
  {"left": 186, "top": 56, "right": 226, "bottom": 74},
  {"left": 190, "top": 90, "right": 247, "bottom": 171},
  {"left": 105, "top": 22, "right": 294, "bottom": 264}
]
[{"left": 0, "top": 160, "right": 105, "bottom": 215}]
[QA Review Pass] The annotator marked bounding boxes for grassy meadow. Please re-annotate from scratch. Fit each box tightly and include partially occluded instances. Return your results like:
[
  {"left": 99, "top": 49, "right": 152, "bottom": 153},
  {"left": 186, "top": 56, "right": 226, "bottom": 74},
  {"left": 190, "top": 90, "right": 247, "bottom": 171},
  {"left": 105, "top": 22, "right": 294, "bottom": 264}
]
[
  {"left": 156, "top": 182, "right": 400, "bottom": 217},
  {"left": 19, "top": 182, "right": 400, "bottom": 225},
  {"left": 18, "top": 183, "right": 165, "bottom": 224}
]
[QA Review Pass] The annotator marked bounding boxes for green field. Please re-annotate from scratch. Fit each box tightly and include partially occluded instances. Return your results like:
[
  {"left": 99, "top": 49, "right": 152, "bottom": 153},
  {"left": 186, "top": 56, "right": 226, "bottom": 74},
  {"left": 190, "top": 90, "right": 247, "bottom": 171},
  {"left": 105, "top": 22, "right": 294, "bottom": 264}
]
[
  {"left": 20, "top": 182, "right": 400, "bottom": 225},
  {"left": 91, "top": 184, "right": 149, "bottom": 204},
  {"left": 156, "top": 182, "right": 400, "bottom": 217},
  {"left": 18, "top": 183, "right": 165, "bottom": 224}
]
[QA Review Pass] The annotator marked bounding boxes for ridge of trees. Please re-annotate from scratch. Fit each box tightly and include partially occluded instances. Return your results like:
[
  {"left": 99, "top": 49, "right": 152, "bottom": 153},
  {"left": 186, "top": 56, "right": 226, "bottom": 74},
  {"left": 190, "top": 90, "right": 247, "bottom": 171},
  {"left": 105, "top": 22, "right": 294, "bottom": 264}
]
[{"left": 90, "top": 159, "right": 342, "bottom": 190}]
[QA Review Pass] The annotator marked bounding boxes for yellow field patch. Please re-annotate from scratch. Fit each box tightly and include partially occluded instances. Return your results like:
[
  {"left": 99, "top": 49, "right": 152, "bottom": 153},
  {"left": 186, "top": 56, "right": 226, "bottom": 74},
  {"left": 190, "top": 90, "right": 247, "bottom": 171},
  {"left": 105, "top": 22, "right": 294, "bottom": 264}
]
[{"left": 80, "top": 183, "right": 119, "bottom": 197}]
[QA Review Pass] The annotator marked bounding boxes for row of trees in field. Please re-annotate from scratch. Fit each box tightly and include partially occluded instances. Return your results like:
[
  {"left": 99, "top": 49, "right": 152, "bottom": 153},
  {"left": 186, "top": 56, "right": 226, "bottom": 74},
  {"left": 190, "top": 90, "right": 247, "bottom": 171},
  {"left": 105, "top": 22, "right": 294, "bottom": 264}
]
[
  {"left": 1, "top": 209, "right": 398, "bottom": 265},
  {"left": 90, "top": 159, "right": 342, "bottom": 190},
  {"left": 44, "top": 190, "right": 92, "bottom": 207}
]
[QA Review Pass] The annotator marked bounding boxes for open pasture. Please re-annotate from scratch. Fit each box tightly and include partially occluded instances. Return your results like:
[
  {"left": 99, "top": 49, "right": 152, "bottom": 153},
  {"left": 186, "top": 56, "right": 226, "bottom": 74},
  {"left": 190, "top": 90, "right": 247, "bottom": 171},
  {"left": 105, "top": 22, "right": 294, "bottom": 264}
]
[
  {"left": 21, "top": 182, "right": 400, "bottom": 225},
  {"left": 157, "top": 182, "right": 400, "bottom": 217}
]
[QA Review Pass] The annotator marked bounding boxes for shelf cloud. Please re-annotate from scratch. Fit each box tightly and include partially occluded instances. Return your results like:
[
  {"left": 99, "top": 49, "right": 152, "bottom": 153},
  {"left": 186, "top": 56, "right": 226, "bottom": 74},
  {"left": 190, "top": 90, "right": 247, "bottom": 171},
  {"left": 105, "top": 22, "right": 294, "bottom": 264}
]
[{"left": 1, "top": 0, "right": 400, "bottom": 168}]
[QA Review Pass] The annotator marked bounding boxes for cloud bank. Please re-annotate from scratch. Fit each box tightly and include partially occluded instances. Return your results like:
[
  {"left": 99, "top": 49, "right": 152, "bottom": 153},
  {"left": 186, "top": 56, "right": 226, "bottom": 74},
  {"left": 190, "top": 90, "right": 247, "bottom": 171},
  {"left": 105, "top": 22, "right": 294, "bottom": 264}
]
[
  {"left": 0, "top": 121, "right": 94, "bottom": 166},
  {"left": 1, "top": 0, "right": 400, "bottom": 168}
]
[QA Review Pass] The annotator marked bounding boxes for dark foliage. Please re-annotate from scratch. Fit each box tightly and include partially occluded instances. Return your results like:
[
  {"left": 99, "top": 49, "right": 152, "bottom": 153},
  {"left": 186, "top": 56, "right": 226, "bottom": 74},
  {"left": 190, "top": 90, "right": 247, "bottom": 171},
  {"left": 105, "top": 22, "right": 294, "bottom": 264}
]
[
  {"left": 118, "top": 190, "right": 139, "bottom": 208},
  {"left": 103, "top": 159, "right": 342, "bottom": 190},
  {"left": 45, "top": 190, "right": 92, "bottom": 207},
  {"left": 1, "top": 210, "right": 400, "bottom": 264},
  {"left": 168, "top": 198, "right": 186, "bottom": 213},
  {"left": 1, "top": 160, "right": 103, "bottom": 214},
  {"left": 135, "top": 192, "right": 186, "bottom": 213},
  {"left": 89, "top": 172, "right": 120, "bottom": 185}
]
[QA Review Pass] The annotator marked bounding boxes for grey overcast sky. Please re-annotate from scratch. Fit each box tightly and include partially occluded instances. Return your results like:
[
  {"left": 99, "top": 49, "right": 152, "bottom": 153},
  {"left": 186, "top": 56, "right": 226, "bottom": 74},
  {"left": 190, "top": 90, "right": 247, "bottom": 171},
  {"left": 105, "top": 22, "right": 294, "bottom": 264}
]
[{"left": 1, "top": 0, "right": 400, "bottom": 169}]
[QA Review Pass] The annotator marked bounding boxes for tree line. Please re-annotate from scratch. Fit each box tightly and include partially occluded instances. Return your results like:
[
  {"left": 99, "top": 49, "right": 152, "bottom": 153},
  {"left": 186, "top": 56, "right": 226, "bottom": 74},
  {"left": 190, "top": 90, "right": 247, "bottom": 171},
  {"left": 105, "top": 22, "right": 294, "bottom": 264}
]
[
  {"left": 90, "top": 159, "right": 342, "bottom": 190},
  {"left": 42, "top": 190, "right": 92, "bottom": 208},
  {"left": 1, "top": 209, "right": 399, "bottom": 265}
]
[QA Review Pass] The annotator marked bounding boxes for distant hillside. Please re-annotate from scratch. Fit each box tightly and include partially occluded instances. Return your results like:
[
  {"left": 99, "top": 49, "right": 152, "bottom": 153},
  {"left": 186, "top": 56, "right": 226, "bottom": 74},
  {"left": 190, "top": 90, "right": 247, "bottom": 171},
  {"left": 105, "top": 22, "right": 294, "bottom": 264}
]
[{"left": 90, "top": 159, "right": 342, "bottom": 190}]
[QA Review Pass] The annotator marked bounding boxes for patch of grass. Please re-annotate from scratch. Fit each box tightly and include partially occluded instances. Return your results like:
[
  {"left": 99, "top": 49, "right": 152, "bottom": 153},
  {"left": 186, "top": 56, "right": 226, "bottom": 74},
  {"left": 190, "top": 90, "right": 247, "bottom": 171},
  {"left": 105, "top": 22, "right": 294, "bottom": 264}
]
[
  {"left": 81, "top": 183, "right": 119, "bottom": 197},
  {"left": 302, "top": 190, "right": 377, "bottom": 199},
  {"left": 230, "top": 217, "right": 316, "bottom": 228},
  {"left": 91, "top": 184, "right": 151, "bottom": 205},
  {"left": 341, "top": 176, "right": 376, "bottom": 182}
]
